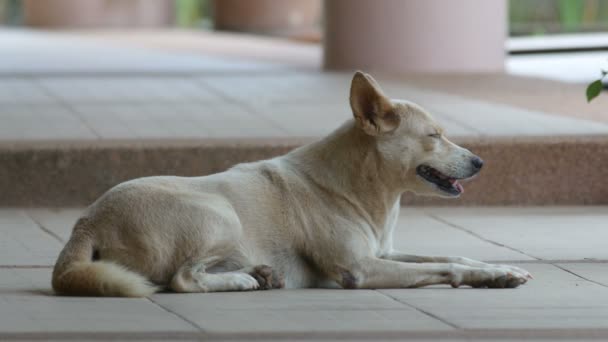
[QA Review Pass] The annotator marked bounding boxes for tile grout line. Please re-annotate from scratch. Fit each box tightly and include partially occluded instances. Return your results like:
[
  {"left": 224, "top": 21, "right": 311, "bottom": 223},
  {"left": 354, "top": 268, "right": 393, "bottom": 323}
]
[
  {"left": 427, "top": 213, "right": 542, "bottom": 261},
  {"left": 33, "top": 78, "right": 103, "bottom": 139},
  {"left": 375, "top": 290, "right": 461, "bottom": 329},
  {"left": 551, "top": 264, "right": 608, "bottom": 288},
  {"left": 174, "top": 77, "right": 226, "bottom": 137},
  {"left": 428, "top": 213, "right": 608, "bottom": 288},
  {"left": 26, "top": 211, "right": 65, "bottom": 244},
  {"left": 146, "top": 296, "right": 206, "bottom": 336},
  {"left": 194, "top": 78, "right": 292, "bottom": 135}
]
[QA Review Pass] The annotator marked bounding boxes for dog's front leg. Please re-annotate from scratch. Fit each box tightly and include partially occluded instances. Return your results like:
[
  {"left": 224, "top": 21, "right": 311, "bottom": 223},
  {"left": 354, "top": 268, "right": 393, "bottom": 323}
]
[
  {"left": 381, "top": 252, "right": 532, "bottom": 280},
  {"left": 340, "top": 257, "right": 528, "bottom": 289},
  {"left": 383, "top": 252, "right": 488, "bottom": 267}
]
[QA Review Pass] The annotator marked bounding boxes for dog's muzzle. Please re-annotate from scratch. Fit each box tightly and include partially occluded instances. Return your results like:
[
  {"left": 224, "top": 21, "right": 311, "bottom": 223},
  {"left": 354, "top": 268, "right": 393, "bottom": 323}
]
[{"left": 416, "top": 165, "right": 469, "bottom": 196}]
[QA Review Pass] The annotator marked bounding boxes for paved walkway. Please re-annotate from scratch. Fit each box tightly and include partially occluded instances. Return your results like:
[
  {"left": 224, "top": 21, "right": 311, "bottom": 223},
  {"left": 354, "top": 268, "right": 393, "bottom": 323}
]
[
  {"left": 1, "top": 29, "right": 608, "bottom": 143},
  {"left": 2, "top": 206, "right": 608, "bottom": 341},
  {"left": 5, "top": 71, "right": 608, "bottom": 141}
]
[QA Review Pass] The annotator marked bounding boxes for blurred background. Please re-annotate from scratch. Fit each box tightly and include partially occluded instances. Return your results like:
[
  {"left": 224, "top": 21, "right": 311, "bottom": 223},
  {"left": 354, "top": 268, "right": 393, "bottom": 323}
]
[
  {"left": 0, "top": 0, "right": 607, "bottom": 81},
  {"left": 3, "top": 0, "right": 608, "bottom": 35},
  {"left": 0, "top": 0, "right": 607, "bottom": 207}
]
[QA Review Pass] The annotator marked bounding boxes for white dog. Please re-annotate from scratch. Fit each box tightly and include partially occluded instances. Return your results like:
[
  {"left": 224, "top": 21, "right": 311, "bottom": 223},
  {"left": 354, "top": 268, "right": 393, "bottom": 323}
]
[{"left": 52, "top": 72, "right": 532, "bottom": 297}]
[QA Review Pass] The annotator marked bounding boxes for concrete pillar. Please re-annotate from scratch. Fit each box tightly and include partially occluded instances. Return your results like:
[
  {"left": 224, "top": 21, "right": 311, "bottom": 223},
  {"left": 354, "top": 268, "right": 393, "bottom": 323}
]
[{"left": 323, "top": 0, "right": 507, "bottom": 73}]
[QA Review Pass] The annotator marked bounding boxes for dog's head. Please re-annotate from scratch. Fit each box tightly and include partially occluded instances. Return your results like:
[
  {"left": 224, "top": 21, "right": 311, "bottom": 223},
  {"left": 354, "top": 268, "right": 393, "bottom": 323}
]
[{"left": 350, "top": 71, "right": 483, "bottom": 198}]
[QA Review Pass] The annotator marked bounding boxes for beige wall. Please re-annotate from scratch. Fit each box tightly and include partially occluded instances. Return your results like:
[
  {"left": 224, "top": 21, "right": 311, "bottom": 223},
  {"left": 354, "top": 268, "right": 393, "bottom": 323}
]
[{"left": 324, "top": 0, "right": 507, "bottom": 73}]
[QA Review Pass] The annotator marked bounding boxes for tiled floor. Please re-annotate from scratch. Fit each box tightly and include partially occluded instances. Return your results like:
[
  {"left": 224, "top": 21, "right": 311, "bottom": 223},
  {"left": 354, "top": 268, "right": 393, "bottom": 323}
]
[
  {"left": 2, "top": 73, "right": 608, "bottom": 141},
  {"left": 1, "top": 207, "right": 608, "bottom": 341},
  {"left": 1, "top": 30, "right": 608, "bottom": 142}
]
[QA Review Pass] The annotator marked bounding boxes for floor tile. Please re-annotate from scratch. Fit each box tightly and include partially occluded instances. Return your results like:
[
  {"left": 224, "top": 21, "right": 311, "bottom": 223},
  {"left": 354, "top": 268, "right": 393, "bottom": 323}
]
[
  {"left": 381, "top": 264, "right": 608, "bottom": 329},
  {"left": 152, "top": 289, "right": 405, "bottom": 311},
  {"left": 152, "top": 289, "right": 452, "bottom": 334},
  {"left": 0, "top": 269, "right": 197, "bottom": 333},
  {"left": 429, "top": 207, "right": 608, "bottom": 260},
  {"left": 377, "top": 79, "right": 608, "bottom": 136},
  {"left": 0, "top": 79, "right": 56, "bottom": 104},
  {"left": 394, "top": 209, "right": 532, "bottom": 261},
  {"left": 26, "top": 208, "right": 83, "bottom": 242},
  {"left": 69, "top": 104, "right": 136, "bottom": 139},
  {"left": 187, "top": 103, "right": 285, "bottom": 138},
  {"left": 0, "top": 209, "right": 63, "bottom": 266},
  {"left": 427, "top": 99, "right": 608, "bottom": 136},
  {"left": 250, "top": 103, "right": 350, "bottom": 136},
  {"left": 558, "top": 263, "right": 608, "bottom": 287},
  {"left": 199, "top": 73, "right": 350, "bottom": 105},
  {"left": 192, "top": 309, "right": 452, "bottom": 334},
  {"left": 0, "top": 104, "right": 97, "bottom": 141},
  {"left": 72, "top": 103, "right": 284, "bottom": 139},
  {"left": 39, "top": 77, "right": 221, "bottom": 104}
]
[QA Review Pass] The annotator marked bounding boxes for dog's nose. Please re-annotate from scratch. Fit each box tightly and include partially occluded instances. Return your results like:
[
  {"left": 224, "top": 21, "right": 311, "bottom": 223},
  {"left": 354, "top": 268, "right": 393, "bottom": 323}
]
[{"left": 471, "top": 157, "right": 484, "bottom": 170}]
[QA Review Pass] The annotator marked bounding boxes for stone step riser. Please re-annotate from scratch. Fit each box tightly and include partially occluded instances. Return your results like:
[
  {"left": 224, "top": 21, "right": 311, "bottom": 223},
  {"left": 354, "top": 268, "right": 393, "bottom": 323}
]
[{"left": 1, "top": 137, "right": 605, "bottom": 206}]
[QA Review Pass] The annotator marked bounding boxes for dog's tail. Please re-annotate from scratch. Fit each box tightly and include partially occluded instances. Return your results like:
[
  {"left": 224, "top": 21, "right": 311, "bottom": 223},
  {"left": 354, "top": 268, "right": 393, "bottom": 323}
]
[{"left": 52, "top": 218, "right": 157, "bottom": 297}]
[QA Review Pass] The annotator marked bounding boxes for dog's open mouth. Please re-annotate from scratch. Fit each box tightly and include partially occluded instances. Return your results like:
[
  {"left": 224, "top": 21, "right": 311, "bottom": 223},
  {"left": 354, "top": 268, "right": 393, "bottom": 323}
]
[{"left": 416, "top": 165, "right": 464, "bottom": 196}]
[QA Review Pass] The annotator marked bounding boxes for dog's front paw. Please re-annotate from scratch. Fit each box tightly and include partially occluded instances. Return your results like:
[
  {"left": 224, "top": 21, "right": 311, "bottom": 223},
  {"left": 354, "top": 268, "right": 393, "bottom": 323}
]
[
  {"left": 477, "top": 268, "right": 528, "bottom": 288},
  {"left": 451, "top": 265, "right": 529, "bottom": 289},
  {"left": 249, "top": 265, "right": 285, "bottom": 290},
  {"left": 492, "top": 264, "right": 533, "bottom": 281}
]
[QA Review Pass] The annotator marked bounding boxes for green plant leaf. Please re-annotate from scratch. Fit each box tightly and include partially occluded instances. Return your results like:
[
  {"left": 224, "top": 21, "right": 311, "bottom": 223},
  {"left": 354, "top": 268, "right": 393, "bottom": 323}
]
[{"left": 586, "top": 80, "right": 603, "bottom": 102}]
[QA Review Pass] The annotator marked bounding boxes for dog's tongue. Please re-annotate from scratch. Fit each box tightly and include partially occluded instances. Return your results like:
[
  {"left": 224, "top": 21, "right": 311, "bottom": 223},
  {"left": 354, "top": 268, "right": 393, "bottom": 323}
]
[{"left": 449, "top": 179, "right": 464, "bottom": 193}]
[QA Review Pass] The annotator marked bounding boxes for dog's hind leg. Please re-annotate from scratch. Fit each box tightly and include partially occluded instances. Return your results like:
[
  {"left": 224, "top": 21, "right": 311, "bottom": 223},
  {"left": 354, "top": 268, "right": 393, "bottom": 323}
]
[
  {"left": 170, "top": 260, "right": 260, "bottom": 293},
  {"left": 239, "top": 265, "right": 285, "bottom": 290},
  {"left": 169, "top": 259, "right": 285, "bottom": 293}
]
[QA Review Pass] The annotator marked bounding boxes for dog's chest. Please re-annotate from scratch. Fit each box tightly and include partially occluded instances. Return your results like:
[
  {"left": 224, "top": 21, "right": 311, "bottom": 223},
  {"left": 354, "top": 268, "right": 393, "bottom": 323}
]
[{"left": 376, "top": 204, "right": 401, "bottom": 255}]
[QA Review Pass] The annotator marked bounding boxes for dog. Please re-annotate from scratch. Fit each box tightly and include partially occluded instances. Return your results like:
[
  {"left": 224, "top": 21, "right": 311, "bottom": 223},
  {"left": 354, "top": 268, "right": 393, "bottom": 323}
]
[{"left": 52, "top": 71, "right": 532, "bottom": 297}]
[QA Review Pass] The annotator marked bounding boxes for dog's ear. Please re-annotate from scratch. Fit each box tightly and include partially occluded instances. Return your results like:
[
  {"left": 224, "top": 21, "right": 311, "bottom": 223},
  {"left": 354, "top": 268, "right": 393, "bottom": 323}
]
[{"left": 349, "top": 71, "right": 400, "bottom": 135}]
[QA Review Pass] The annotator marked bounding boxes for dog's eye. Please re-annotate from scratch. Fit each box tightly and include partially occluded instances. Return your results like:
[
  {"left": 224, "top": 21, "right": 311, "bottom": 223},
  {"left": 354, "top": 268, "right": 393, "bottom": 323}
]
[{"left": 428, "top": 133, "right": 441, "bottom": 138}]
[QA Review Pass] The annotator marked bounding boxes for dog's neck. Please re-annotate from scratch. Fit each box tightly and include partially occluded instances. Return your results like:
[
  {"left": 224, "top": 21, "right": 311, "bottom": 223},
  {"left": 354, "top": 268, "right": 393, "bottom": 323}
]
[{"left": 287, "top": 120, "right": 403, "bottom": 230}]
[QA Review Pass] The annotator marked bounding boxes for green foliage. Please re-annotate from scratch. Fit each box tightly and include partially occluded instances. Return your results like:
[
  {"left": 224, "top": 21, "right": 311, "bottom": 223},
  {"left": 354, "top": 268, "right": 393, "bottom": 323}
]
[
  {"left": 557, "top": 0, "right": 584, "bottom": 31},
  {"left": 586, "top": 69, "right": 607, "bottom": 102},
  {"left": 176, "top": 0, "right": 201, "bottom": 27},
  {"left": 175, "top": 0, "right": 211, "bottom": 28},
  {"left": 509, "top": 0, "right": 608, "bottom": 36},
  {"left": 586, "top": 80, "right": 603, "bottom": 102}
]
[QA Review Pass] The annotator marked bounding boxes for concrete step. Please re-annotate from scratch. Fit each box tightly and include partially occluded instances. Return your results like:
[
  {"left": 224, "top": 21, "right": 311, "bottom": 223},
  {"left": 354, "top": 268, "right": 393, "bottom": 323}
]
[{"left": 2, "top": 135, "right": 606, "bottom": 207}]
